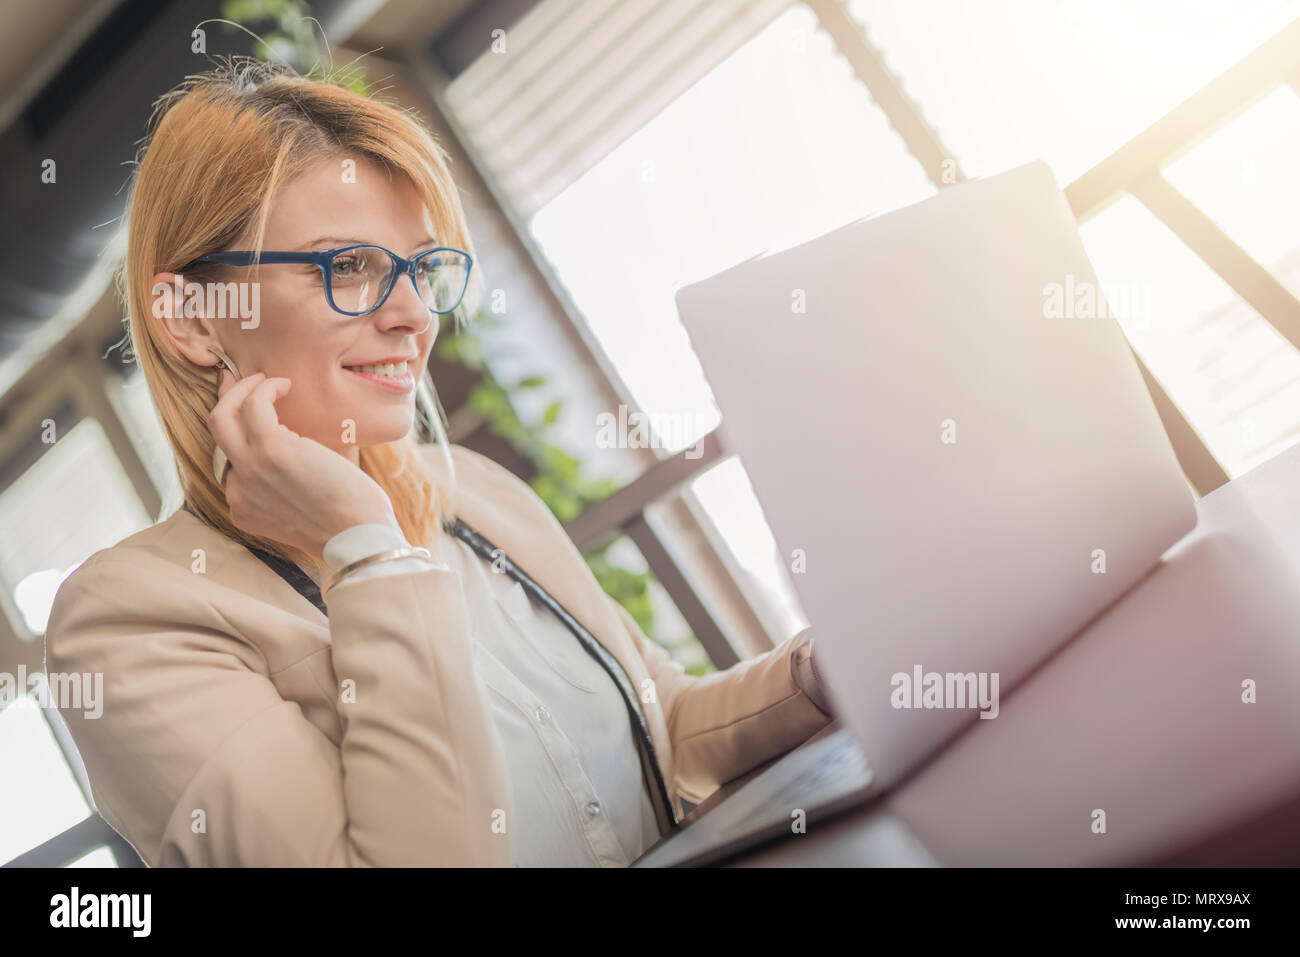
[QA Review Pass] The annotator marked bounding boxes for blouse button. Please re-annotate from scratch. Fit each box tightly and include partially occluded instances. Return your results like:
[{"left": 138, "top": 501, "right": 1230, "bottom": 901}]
[
  {"left": 584, "top": 801, "right": 601, "bottom": 817},
  {"left": 535, "top": 705, "right": 550, "bottom": 723}
]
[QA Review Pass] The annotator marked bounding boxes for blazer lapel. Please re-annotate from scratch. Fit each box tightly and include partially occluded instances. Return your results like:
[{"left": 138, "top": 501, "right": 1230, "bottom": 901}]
[
  {"left": 434, "top": 451, "right": 642, "bottom": 685},
  {"left": 428, "top": 445, "right": 679, "bottom": 820}
]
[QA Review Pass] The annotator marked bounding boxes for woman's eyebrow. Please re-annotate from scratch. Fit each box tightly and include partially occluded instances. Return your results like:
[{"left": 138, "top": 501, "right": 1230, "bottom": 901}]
[
  {"left": 293, "top": 236, "right": 438, "bottom": 252},
  {"left": 295, "top": 236, "right": 359, "bottom": 250}
]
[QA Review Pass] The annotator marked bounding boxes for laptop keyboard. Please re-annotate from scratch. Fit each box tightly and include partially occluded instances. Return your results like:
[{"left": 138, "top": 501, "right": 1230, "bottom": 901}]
[
  {"left": 633, "top": 726, "right": 875, "bottom": 866},
  {"left": 709, "top": 728, "right": 874, "bottom": 841}
]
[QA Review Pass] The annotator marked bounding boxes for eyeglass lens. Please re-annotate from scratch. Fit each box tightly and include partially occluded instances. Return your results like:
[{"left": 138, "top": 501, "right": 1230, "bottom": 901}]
[{"left": 329, "top": 246, "right": 469, "bottom": 315}]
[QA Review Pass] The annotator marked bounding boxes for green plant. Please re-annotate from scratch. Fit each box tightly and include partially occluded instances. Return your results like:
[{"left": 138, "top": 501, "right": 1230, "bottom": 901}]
[
  {"left": 219, "top": 0, "right": 371, "bottom": 95},
  {"left": 437, "top": 312, "right": 670, "bottom": 641}
]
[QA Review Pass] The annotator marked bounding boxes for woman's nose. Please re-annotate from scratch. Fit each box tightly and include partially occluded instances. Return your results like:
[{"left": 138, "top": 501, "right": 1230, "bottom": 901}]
[{"left": 373, "top": 271, "right": 433, "bottom": 334}]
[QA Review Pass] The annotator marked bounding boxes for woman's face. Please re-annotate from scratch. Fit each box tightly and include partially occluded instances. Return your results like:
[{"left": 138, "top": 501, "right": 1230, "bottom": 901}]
[{"left": 159, "top": 153, "right": 440, "bottom": 459}]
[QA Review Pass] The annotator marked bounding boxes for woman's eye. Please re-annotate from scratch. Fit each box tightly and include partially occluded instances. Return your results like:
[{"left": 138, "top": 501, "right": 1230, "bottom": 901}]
[{"left": 332, "top": 256, "right": 360, "bottom": 277}]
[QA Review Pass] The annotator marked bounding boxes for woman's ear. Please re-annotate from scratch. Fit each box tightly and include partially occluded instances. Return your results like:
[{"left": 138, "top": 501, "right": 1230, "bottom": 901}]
[{"left": 150, "top": 271, "right": 221, "bottom": 368}]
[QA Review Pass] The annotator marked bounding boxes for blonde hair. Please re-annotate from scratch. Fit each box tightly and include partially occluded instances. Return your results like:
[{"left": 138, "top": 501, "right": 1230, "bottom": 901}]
[{"left": 122, "top": 57, "right": 478, "bottom": 577}]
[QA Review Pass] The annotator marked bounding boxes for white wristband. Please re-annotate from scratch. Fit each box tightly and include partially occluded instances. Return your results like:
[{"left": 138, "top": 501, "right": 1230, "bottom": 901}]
[{"left": 322, "top": 524, "right": 446, "bottom": 588}]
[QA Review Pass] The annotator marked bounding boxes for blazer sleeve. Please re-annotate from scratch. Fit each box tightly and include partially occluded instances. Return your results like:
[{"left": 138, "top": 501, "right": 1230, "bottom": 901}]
[
  {"left": 45, "top": 550, "right": 516, "bottom": 867},
  {"left": 606, "top": 598, "right": 834, "bottom": 804}
]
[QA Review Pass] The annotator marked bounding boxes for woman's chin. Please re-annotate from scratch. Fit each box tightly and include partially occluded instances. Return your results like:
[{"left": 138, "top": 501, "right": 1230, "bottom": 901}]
[
  {"left": 320, "top": 414, "right": 414, "bottom": 450},
  {"left": 358, "top": 419, "right": 414, "bottom": 447}
]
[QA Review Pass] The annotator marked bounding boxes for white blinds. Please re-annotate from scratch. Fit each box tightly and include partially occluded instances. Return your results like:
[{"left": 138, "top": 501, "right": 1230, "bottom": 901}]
[{"left": 444, "top": 0, "right": 793, "bottom": 220}]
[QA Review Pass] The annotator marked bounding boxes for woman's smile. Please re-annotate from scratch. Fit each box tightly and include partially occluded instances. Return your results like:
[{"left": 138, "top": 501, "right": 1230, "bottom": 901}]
[{"left": 342, "top": 356, "right": 416, "bottom": 393}]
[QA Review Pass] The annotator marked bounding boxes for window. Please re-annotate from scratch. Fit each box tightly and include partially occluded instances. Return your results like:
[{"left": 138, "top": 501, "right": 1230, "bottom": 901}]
[
  {"left": 1079, "top": 195, "right": 1300, "bottom": 479},
  {"left": 601, "top": 533, "right": 711, "bottom": 675},
  {"left": 106, "top": 368, "right": 183, "bottom": 516},
  {"left": 0, "top": 417, "right": 152, "bottom": 866},
  {"left": 0, "top": 418, "right": 151, "bottom": 638},
  {"left": 1163, "top": 83, "right": 1300, "bottom": 300},
  {"left": 0, "top": 685, "right": 95, "bottom": 864},
  {"left": 527, "top": 3, "right": 936, "bottom": 643},
  {"left": 842, "top": 0, "right": 1300, "bottom": 478},
  {"left": 440, "top": 0, "right": 1300, "bottom": 649},
  {"left": 845, "top": 0, "right": 1300, "bottom": 184}
]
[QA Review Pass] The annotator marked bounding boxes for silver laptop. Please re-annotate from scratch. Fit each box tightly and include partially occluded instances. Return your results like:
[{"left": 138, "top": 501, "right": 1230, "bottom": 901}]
[{"left": 632, "top": 161, "right": 1197, "bottom": 866}]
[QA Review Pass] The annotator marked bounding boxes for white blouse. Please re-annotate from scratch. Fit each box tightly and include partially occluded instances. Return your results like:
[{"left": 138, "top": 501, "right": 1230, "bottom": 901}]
[{"left": 319, "top": 523, "right": 661, "bottom": 867}]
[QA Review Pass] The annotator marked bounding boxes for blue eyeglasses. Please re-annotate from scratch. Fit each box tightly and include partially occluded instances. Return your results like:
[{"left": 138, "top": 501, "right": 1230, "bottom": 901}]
[{"left": 184, "top": 243, "right": 473, "bottom": 319}]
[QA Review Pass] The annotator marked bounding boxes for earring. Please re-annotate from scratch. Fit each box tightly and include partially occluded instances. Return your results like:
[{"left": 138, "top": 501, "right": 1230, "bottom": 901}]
[{"left": 207, "top": 345, "right": 241, "bottom": 380}]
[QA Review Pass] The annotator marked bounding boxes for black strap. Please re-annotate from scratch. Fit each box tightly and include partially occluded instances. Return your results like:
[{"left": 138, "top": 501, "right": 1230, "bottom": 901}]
[
  {"left": 179, "top": 500, "right": 679, "bottom": 835},
  {"left": 445, "top": 518, "right": 679, "bottom": 836},
  {"left": 182, "top": 502, "right": 327, "bottom": 615},
  {"left": 250, "top": 546, "right": 327, "bottom": 617}
]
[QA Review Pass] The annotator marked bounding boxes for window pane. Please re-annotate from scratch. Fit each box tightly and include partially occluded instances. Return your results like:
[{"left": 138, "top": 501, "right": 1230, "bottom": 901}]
[
  {"left": 107, "top": 368, "right": 183, "bottom": 515},
  {"left": 1163, "top": 84, "right": 1300, "bottom": 299},
  {"left": 0, "top": 418, "right": 151, "bottom": 637},
  {"left": 595, "top": 533, "right": 712, "bottom": 676},
  {"left": 531, "top": 3, "right": 933, "bottom": 443},
  {"left": 529, "top": 3, "right": 935, "bottom": 644},
  {"left": 67, "top": 846, "right": 118, "bottom": 867},
  {"left": 681, "top": 456, "right": 809, "bottom": 646},
  {"left": 846, "top": 0, "right": 1300, "bottom": 184},
  {"left": 0, "top": 688, "right": 92, "bottom": 864},
  {"left": 1078, "top": 195, "right": 1300, "bottom": 477}
]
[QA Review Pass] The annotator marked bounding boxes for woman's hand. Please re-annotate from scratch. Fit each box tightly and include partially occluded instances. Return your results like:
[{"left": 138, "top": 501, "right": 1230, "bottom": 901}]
[{"left": 208, "top": 369, "right": 402, "bottom": 556}]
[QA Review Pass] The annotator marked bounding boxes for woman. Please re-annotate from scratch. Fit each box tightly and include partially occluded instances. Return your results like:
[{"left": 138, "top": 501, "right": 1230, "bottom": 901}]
[{"left": 45, "top": 59, "right": 834, "bottom": 867}]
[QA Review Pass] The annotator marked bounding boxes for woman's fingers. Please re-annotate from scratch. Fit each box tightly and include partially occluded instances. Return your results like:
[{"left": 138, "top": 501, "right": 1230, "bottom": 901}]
[
  {"left": 208, "top": 371, "right": 266, "bottom": 467},
  {"left": 240, "top": 377, "right": 293, "bottom": 453}
]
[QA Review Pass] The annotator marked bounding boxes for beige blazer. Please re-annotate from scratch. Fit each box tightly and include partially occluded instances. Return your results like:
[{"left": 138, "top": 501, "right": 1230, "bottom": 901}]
[{"left": 45, "top": 442, "right": 832, "bottom": 866}]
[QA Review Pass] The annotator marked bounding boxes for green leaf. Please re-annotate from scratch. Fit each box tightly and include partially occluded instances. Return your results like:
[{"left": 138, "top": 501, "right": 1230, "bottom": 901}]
[
  {"left": 466, "top": 382, "right": 506, "bottom": 418},
  {"left": 579, "top": 476, "right": 619, "bottom": 500},
  {"left": 539, "top": 444, "right": 581, "bottom": 484}
]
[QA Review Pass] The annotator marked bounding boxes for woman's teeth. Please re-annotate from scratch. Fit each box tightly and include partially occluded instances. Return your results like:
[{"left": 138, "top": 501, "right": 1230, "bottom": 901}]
[{"left": 346, "top": 360, "right": 410, "bottom": 376}]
